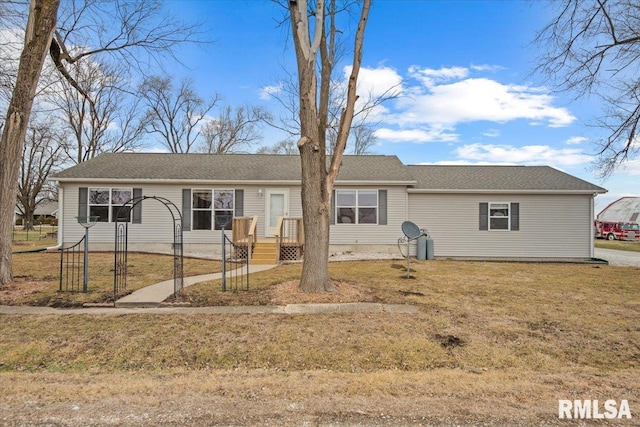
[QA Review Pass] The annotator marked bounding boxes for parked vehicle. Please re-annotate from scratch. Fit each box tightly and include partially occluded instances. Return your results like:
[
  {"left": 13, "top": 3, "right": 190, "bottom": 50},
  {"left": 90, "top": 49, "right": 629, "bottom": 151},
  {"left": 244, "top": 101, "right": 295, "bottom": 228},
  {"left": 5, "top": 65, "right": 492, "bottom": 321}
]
[{"left": 594, "top": 220, "right": 640, "bottom": 241}]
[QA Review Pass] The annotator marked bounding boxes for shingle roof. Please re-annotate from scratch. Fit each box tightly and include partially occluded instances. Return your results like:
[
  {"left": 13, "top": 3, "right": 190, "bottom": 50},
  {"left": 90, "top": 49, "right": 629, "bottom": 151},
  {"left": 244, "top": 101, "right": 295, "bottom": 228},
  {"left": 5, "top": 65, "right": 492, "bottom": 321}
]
[
  {"left": 52, "top": 153, "right": 607, "bottom": 194},
  {"left": 407, "top": 165, "right": 607, "bottom": 193},
  {"left": 52, "top": 153, "right": 415, "bottom": 183}
]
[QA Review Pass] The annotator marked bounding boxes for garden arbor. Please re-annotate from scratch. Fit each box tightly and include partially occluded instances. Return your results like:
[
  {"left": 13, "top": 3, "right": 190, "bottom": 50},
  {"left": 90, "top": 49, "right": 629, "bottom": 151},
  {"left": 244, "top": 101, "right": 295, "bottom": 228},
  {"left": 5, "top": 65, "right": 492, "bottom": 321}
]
[{"left": 113, "top": 196, "right": 183, "bottom": 297}]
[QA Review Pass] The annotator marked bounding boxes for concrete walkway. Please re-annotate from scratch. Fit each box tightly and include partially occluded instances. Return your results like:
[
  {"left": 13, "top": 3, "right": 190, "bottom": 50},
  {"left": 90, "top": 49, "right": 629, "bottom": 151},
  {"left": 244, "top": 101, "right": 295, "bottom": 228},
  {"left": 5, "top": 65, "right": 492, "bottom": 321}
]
[{"left": 114, "top": 264, "right": 278, "bottom": 308}]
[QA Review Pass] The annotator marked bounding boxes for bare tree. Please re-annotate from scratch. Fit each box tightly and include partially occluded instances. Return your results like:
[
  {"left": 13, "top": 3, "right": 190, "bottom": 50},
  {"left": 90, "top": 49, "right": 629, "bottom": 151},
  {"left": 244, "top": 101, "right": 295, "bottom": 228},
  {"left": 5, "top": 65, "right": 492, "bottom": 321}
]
[
  {"left": 0, "top": 1, "right": 28, "bottom": 103},
  {"left": 0, "top": 0, "right": 206, "bottom": 285},
  {"left": 265, "top": 34, "right": 394, "bottom": 158},
  {"left": 350, "top": 124, "right": 377, "bottom": 155},
  {"left": 286, "top": 0, "right": 371, "bottom": 292},
  {"left": 0, "top": 0, "right": 59, "bottom": 285},
  {"left": 256, "top": 139, "right": 298, "bottom": 155},
  {"left": 199, "top": 105, "right": 272, "bottom": 154},
  {"left": 535, "top": 0, "right": 640, "bottom": 176},
  {"left": 17, "top": 121, "right": 65, "bottom": 230},
  {"left": 52, "top": 0, "right": 203, "bottom": 80},
  {"left": 141, "top": 76, "right": 219, "bottom": 153},
  {"left": 55, "top": 59, "right": 147, "bottom": 163}
]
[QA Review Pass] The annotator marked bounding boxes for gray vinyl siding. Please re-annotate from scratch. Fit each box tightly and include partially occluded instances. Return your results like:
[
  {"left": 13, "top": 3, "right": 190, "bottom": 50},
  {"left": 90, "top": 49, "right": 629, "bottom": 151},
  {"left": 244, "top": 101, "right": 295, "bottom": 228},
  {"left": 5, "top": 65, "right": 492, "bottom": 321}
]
[
  {"left": 63, "top": 182, "right": 594, "bottom": 258},
  {"left": 62, "top": 183, "right": 406, "bottom": 248},
  {"left": 329, "top": 186, "right": 407, "bottom": 245},
  {"left": 62, "top": 183, "right": 304, "bottom": 246},
  {"left": 408, "top": 193, "right": 593, "bottom": 258},
  {"left": 63, "top": 185, "right": 182, "bottom": 246}
]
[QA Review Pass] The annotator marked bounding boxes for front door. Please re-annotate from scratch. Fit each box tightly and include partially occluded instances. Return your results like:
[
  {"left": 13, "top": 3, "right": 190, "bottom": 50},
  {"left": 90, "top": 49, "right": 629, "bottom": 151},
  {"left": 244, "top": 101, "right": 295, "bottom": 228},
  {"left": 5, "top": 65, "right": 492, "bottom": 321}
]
[{"left": 265, "top": 189, "right": 289, "bottom": 236}]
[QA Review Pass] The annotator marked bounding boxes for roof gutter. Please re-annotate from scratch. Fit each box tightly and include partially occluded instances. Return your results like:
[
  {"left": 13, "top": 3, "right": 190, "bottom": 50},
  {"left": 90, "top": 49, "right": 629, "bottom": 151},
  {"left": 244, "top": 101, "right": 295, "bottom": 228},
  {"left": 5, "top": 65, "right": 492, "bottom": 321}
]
[
  {"left": 46, "top": 185, "right": 63, "bottom": 251},
  {"left": 406, "top": 188, "right": 608, "bottom": 195},
  {"left": 51, "top": 177, "right": 417, "bottom": 186}
]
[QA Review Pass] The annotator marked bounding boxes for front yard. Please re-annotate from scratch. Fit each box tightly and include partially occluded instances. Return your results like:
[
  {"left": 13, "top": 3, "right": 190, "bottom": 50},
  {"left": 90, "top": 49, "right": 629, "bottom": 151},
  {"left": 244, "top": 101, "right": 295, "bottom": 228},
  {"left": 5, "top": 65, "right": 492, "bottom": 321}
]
[
  {"left": 2, "top": 251, "right": 221, "bottom": 306},
  {"left": 1, "top": 256, "right": 638, "bottom": 425}
]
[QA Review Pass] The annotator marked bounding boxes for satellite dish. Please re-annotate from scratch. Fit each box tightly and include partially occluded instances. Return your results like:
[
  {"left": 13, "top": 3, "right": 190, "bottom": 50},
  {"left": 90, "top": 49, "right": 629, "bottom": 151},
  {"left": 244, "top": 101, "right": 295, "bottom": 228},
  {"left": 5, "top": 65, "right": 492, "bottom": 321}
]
[{"left": 401, "top": 221, "right": 423, "bottom": 240}]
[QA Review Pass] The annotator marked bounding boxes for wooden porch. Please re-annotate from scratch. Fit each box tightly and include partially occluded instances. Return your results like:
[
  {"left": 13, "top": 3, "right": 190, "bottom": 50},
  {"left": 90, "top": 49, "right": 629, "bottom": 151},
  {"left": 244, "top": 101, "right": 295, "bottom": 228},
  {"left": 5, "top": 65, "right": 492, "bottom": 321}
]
[{"left": 232, "top": 216, "right": 304, "bottom": 264}]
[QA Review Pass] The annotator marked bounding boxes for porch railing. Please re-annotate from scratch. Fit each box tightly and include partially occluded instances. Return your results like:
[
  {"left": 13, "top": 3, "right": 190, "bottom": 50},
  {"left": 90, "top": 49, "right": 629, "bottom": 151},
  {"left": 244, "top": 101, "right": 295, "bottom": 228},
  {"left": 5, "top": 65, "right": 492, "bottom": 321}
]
[
  {"left": 232, "top": 216, "right": 258, "bottom": 262},
  {"left": 275, "top": 217, "right": 304, "bottom": 261}
]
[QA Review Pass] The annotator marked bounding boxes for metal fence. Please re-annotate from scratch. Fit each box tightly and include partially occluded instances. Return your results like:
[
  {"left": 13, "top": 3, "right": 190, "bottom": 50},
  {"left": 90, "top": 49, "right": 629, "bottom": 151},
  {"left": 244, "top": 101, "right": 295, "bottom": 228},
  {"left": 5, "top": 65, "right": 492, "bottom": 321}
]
[
  {"left": 58, "top": 236, "right": 85, "bottom": 292},
  {"left": 222, "top": 233, "right": 249, "bottom": 292}
]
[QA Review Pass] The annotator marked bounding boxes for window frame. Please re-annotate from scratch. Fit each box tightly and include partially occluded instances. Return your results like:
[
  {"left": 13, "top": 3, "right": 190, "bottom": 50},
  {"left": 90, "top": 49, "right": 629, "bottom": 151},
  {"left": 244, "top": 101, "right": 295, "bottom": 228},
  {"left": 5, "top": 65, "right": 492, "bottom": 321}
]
[
  {"left": 213, "top": 189, "right": 235, "bottom": 230},
  {"left": 190, "top": 188, "right": 235, "bottom": 231},
  {"left": 87, "top": 187, "right": 133, "bottom": 223},
  {"left": 335, "top": 189, "right": 378, "bottom": 225},
  {"left": 488, "top": 201, "right": 510, "bottom": 231},
  {"left": 192, "top": 189, "right": 213, "bottom": 230}
]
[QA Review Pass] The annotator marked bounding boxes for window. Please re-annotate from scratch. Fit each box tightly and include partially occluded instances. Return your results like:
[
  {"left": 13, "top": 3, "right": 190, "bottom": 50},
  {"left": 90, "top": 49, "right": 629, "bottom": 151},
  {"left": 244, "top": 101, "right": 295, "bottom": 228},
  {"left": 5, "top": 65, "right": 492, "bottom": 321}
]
[
  {"left": 213, "top": 190, "right": 234, "bottom": 230},
  {"left": 479, "top": 202, "right": 519, "bottom": 231},
  {"left": 191, "top": 189, "right": 234, "bottom": 230},
  {"left": 88, "top": 188, "right": 132, "bottom": 222},
  {"left": 489, "top": 202, "right": 509, "bottom": 230},
  {"left": 192, "top": 190, "right": 212, "bottom": 230},
  {"left": 336, "top": 190, "right": 378, "bottom": 224}
]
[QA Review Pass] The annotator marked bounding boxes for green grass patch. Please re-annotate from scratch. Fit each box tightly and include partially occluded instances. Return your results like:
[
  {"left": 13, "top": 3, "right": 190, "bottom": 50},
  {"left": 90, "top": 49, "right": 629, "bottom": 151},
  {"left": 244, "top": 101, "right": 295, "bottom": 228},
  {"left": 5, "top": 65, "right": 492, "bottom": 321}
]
[{"left": 595, "top": 239, "right": 640, "bottom": 252}]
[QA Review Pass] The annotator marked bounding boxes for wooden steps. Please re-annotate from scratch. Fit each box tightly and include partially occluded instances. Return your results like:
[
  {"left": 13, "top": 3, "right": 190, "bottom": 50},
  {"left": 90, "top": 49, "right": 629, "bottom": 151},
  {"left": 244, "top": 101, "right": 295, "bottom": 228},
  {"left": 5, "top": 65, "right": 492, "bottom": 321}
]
[{"left": 251, "top": 241, "right": 277, "bottom": 264}]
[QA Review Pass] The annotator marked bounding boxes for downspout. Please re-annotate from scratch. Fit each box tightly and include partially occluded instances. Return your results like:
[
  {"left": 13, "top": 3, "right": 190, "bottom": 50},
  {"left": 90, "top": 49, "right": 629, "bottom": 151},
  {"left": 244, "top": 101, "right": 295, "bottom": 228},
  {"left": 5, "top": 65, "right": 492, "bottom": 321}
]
[
  {"left": 46, "top": 184, "right": 63, "bottom": 251},
  {"left": 589, "top": 193, "right": 595, "bottom": 258}
]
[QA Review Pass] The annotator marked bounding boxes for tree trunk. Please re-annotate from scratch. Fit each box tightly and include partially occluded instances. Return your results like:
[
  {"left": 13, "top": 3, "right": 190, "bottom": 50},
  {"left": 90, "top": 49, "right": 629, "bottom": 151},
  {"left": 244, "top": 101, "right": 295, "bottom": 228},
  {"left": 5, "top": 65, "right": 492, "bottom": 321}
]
[
  {"left": 289, "top": 0, "right": 370, "bottom": 293},
  {"left": 0, "top": 0, "right": 59, "bottom": 285},
  {"left": 22, "top": 211, "right": 36, "bottom": 231},
  {"left": 299, "top": 139, "right": 334, "bottom": 292}
]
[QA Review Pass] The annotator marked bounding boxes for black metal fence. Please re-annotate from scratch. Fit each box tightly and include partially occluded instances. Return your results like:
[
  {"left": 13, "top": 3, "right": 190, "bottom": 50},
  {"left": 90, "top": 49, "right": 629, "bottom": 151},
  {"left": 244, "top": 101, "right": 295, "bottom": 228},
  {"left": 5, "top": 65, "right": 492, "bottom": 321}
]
[
  {"left": 59, "top": 236, "right": 85, "bottom": 292},
  {"left": 222, "top": 233, "right": 249, "bottom": 292},
  {"left": 114, "top": 222, "right": 128, "bottom": 296}
]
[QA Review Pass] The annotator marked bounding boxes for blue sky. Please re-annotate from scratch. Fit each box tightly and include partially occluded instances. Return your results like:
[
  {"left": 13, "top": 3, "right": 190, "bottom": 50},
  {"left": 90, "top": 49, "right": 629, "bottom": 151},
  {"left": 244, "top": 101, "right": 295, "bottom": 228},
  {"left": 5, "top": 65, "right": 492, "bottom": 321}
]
[{"left": 129, "top": 1, "right": 639, "bottom": 211}]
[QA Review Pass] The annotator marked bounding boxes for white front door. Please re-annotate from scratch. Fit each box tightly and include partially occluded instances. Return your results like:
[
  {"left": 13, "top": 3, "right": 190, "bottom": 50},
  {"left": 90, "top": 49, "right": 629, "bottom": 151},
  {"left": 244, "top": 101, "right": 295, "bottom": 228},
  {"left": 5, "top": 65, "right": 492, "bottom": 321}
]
[{"left": 265, "top": 189, "right": 289, "bottom": 236}]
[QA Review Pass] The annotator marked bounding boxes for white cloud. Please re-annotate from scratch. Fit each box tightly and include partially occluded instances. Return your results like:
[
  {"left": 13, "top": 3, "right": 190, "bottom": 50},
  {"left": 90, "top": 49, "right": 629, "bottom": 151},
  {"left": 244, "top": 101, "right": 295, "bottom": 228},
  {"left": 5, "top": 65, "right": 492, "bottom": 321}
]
[
  {"left": 259, "top": 82, "right": 283, "bottom": 100},
  {"left": 620, "top": 158, "right": 640, "bottom": 176},
  {"left": 407, "top": 65, "right": 469, "bottom": 88},
  {"left": 470, "top": 64, "right": 505, "bottom": 73},
  {"left": 375, "top": 127, "right": 458, "bottom": 143},
  {"left": 351, "top": 65, "right": 403, "bottom": 99},
  {"left": 373, "top": 65, "right": 575, "bottom": 144},
  {"left": 390, "top": 76, "right": 575, "bottom": 128},
  {"left": 482, "top": 128, "right": 501, "bottom": 138},
  {"left": 455, "top": 143, "right": 593, "bottom": 167},
  {"left": 144, "top": 146, "right": 170, "bottom": 153},
  {"left": 566, "top": 136, "right": 588, "bottom": 145}
]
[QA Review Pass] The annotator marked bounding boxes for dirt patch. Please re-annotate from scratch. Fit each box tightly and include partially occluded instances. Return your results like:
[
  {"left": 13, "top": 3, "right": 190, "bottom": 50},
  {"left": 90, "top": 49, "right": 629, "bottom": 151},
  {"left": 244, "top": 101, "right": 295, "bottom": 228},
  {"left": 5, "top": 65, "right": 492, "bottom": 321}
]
[
  {"left": 435, "top": 333, "right": 466, "bottom": 349},
  {"left": 0, "top": 279, "right": 50, "bottom": 305},
  {"left": 267, "top": 280, "right": 375, "bottom": 305}
]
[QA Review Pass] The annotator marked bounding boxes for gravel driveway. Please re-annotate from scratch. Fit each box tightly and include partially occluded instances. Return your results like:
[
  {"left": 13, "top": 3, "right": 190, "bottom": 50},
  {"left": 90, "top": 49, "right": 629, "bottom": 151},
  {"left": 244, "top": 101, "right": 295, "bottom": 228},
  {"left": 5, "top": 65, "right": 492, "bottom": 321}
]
[{"left": 594, "top": 248, "right": 640, "bottom": 267}]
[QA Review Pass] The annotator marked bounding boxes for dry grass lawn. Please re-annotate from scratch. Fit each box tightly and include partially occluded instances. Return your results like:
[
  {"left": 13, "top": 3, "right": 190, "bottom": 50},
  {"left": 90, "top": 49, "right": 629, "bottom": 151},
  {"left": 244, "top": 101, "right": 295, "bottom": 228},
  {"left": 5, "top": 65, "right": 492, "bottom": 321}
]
[
  {"left": 2, "top": 251, "right": 221, "bottom": 306},
  {"left": 1, "top": 259, "right": 639, "bottom": 425}
]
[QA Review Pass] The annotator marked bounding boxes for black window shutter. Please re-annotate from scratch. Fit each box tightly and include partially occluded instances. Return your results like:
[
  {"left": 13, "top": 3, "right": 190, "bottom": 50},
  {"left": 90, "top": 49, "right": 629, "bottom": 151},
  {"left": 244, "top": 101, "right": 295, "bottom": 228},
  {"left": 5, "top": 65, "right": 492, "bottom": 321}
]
[
  {"left": 479, "top": 202, "right": 488, "bottom": 231},
  {"left": 132, "top": 188, "right": 143, "bottom": 224},
  {"left": 78, "top": 187, "right": 88, "bottom": 222},
  {"left": 182, "top": 189, "right": 191, "bottom": 231},
  {"left": 235, "top": 189, "right": 244, "bottom": 216},
  {"left": 378, "top": 190, "right": 387, "bottom": 225},
  {"left": 330, "top": 190, "right": 336, "bottom": 225},
  {"left": 511, "top": 202, "right": 519, "bottom": 231}
]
